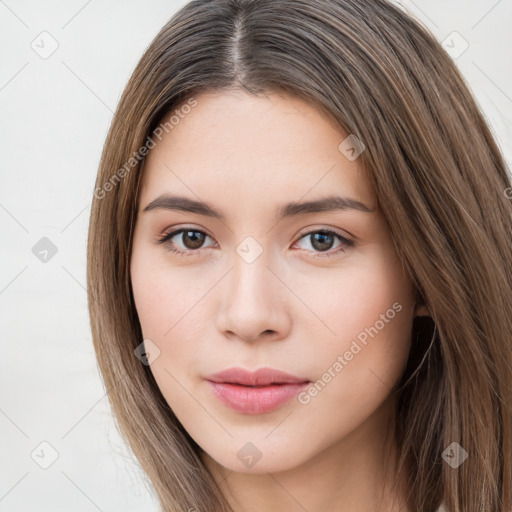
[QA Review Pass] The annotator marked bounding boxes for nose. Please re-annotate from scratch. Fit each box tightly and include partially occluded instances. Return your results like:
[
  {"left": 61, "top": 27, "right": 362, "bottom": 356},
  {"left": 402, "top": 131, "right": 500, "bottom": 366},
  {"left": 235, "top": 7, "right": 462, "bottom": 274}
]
[{"left": 215, "top": 249, "right": 292, "bottom": 343}]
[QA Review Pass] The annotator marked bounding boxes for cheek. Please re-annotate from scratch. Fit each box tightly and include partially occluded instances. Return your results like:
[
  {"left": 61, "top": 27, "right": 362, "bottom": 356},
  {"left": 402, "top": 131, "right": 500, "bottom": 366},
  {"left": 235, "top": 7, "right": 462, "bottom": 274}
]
[
  {"left": 132, "top": 269, "right": 188, "bottom": 339},
  {"left": 130, "top": 252, "right": 208, "bottom": 413},
  {"left": 130, "top": 246, "right": 213, "bottom": 365},
  {"left": 306, "top": 252, "right": 410, "bottom": 331},
  {"left": 300, "top": 249, "right": 414, "bottom": 384}
]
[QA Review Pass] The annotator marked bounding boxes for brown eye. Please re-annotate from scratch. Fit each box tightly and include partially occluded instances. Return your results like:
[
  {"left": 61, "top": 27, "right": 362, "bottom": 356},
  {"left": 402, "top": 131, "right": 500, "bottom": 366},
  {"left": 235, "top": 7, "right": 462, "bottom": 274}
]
[
  {"left": 179, "top": 230, "right": 206, "bottom": 249},
  {"left": 157, "top": 228, "right": 216, "bottom": 256}
]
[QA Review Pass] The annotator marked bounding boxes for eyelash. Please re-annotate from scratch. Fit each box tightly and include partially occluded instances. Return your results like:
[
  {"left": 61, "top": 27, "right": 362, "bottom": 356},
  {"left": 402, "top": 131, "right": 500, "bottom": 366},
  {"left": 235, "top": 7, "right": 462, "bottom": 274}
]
[{"left": 156, "top": 226, "right": 354, "bottom": 259}]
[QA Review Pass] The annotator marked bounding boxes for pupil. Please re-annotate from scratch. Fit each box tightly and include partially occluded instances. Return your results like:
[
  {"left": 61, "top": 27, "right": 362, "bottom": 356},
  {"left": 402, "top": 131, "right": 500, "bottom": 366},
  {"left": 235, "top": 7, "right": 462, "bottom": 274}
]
[
  {"left": 311, "top": 232, "right": 333, "bottom": 251},
  {"left": 183, "top": 230, "right": 204, "bottom": 249}
]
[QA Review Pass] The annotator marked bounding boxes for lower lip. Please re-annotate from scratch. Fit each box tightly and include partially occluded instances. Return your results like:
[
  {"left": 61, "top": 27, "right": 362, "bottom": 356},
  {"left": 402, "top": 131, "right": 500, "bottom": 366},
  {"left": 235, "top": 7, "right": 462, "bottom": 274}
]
[{"left": 206, "top": 380, "right": 310, "bottom": 414}]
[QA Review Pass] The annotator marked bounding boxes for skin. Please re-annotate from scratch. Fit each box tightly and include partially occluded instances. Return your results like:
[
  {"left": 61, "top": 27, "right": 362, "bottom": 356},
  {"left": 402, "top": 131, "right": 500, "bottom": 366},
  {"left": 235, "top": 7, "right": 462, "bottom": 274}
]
[{"left": 130, "top": 89, "right": 429, "bottom": 512}]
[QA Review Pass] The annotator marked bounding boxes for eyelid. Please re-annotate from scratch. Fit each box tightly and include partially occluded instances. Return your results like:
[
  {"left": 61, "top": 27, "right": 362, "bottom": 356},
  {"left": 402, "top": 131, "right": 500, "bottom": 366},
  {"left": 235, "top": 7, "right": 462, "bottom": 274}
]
[
  {"left": 156, "top": 224, "right": 218, "bottom": 248},
  {"left": 157, "top": 224, "right": 215, "bottom": 241},
  {"left": 292, "top": 226, "right": 354, "bottom": 257},
  {"left": 157, "top": 224, "right": 354, "bottom": 257},
  {"left": 157, "top": 224, "right": 353, "bottom": 242},
  {"left": 296, "top": 225, "right": 354, "bottom": 242}
]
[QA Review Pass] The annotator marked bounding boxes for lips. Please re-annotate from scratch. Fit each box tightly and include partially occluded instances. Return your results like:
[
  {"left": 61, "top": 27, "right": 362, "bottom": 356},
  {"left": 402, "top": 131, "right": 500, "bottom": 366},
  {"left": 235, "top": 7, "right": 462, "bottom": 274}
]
[
  {"left": 205, "top": 367, "right": 310, "bottom": 386},
  {"left": 204, "top": 367, "right": 311, "bottom": 414}
]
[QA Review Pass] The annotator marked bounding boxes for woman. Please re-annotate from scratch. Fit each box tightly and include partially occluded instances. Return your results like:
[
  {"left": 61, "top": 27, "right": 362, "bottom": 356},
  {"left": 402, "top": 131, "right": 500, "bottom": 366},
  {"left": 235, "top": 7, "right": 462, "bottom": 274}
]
[{"left": 87, "top": 0, "right": 512, "bottom": 510}]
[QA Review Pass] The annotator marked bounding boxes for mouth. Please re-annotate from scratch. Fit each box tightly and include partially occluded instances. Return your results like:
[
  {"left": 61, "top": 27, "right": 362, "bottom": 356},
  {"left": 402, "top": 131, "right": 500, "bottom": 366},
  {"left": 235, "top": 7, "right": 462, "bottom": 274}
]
[
  {"left": 222, "top": 382, "right": 295, "bottom": 387},
  {"left": 206, "top": 381, "right": 310, "bottom": 414},
  {"left": 205, "top": 367, "right": 311, "bottom": 414},
  {"left": 205, "top": 366, "right": 310, "bottom": 387}
]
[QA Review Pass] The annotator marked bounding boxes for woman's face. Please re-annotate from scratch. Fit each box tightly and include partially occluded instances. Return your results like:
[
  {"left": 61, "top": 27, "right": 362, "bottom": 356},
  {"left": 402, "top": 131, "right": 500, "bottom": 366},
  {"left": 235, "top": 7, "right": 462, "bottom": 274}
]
[{"left": 130, "top": 90, "right": 427, "bottom": 475}]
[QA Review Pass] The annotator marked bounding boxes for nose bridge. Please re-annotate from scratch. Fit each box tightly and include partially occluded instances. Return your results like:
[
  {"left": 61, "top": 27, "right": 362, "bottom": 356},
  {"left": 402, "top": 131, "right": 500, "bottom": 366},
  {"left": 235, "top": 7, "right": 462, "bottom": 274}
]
[
  {"left": 232, "top": 247, "right": 271, "bottom": 299},
  {"left": 215, "top": 236, "right": 291, "bottom": 341},
  {"left": 229, "top": 240, "right": 277, "bottom": 312}
]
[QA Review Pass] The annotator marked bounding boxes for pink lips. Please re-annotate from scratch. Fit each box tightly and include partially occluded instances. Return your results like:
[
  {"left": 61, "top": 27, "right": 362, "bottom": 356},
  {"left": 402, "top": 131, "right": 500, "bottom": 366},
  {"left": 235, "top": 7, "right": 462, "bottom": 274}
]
[{"left": 205, "top": 367, "right": 310, "bottom": 415}]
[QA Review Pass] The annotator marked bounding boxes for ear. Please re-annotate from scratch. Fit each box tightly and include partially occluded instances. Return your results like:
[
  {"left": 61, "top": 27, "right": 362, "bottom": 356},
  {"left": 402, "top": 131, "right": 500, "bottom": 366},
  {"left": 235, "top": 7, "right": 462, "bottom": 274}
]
[{"left": 414, "top": 302, "right": 431, "bottom": 317}]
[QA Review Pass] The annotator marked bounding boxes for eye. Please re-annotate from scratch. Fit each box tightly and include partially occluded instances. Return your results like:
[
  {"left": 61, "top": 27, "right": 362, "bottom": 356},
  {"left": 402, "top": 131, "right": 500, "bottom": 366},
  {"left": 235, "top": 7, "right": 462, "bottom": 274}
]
[
  {"left": 293, "top": 229, "right": 354, "bottom": 258},
  {"left": 157, "top": 226, "right": 354, "bottom": 258},
  {"left": 157, "top": 227, "right": 217, "bottom": 257}
]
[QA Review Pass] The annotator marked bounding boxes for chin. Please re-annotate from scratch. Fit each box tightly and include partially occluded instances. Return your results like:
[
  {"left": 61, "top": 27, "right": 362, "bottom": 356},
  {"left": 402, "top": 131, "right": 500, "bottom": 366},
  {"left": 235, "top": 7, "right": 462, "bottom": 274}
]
[{"left": 202, "top": 439, "right": 308, "bottom": 475}]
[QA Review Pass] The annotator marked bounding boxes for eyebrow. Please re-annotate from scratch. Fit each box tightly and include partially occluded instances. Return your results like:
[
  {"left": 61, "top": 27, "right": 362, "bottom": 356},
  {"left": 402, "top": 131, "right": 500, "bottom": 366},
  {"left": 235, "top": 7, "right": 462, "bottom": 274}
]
[{"left": 142, "top": 194, "right": 375, "bottom": 220}]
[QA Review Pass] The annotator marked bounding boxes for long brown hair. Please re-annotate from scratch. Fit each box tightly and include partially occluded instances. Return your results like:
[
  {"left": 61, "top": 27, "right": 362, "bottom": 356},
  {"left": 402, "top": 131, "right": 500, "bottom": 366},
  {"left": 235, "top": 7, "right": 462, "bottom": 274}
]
[{"left": 86, "top": 1, "right": 512, "bottom": 510}]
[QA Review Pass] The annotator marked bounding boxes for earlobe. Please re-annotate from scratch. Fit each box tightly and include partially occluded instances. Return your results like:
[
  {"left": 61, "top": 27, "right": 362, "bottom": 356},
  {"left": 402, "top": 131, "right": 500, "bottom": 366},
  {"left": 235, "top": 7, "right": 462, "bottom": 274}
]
[{"left": 414, "top": 303, "right": 431, "bottom": 317}]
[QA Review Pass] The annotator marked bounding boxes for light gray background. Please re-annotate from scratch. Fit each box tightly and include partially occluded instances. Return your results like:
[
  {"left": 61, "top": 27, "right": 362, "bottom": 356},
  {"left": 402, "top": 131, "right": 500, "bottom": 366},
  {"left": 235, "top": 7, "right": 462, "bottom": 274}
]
[{"left": 1, "top": 1, "right": 511, "bottom": 511}]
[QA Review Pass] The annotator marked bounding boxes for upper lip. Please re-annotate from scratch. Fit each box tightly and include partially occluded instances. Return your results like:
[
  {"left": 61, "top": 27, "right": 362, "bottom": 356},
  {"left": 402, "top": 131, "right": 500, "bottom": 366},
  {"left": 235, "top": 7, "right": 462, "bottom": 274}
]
[{"left": 205, "top": 367, "right": 310, "bottom": 386}]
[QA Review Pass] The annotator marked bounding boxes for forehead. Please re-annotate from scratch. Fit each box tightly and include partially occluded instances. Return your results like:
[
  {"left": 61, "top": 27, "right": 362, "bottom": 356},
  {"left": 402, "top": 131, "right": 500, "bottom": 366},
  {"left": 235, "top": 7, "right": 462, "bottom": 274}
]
[{"left": 138, "top": 90, "right": 376, "bottom": 213}]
